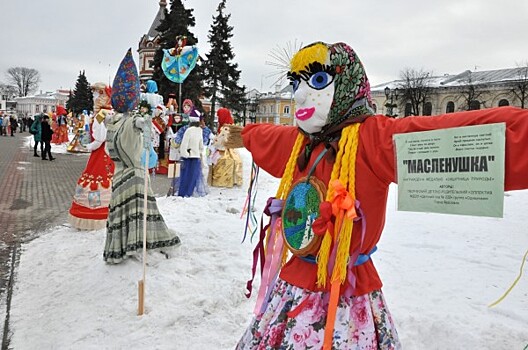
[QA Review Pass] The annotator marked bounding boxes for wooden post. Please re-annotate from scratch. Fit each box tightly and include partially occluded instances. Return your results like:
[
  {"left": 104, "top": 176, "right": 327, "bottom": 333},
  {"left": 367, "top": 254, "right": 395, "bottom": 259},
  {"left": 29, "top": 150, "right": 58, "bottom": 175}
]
[
  {"left": 137, "top": 280, "right": 145, "bottom": 315},
  {"left": 138, "top": 111, "right": 152, "bottom": 316}
]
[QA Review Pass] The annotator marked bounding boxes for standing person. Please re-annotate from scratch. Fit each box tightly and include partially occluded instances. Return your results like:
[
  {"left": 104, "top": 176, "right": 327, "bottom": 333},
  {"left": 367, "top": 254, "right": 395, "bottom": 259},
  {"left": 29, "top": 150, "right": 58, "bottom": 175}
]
[
  {"left": 207, "top": 108, "right": 243, "bottom": 188},
  {"left": 177, "top": 115, "right": 207, "bottom": 197},
  {"left": 30, "top": 113, "right": 44, "bottom": 157},
  {"left": 68, "top": 82, "right": 115, "bottom": 230},
  {"left": 24, "top": 115, "right": 32, "bottom": 133},
  {"left": 1, "top": 114, "right": 8, "bottom": 136},
  {"left": 9, "top": 115, "right": 18, "bottom": 136},
  {"left": 103, "top": 49, "right": 180, "bottom": 264},
  {"left": 40, "top": 114, "right": 54, "bottom": 161},
  {"left": 21, "top": 116, "right": 27, "bottom": 132}
]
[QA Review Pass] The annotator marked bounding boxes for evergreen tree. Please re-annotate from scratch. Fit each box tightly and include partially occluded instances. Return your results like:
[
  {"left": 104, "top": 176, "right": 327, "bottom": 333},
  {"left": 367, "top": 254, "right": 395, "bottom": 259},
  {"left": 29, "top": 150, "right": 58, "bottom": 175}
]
[
  {"left": 151, "top": 0, "right": 203, "bottom": 112},
  {"left": 203, "top": 0, "right": 245, "bottom": 125},
  {"left": 65, "top": 90, "right": 73, "bottom": 111},
  {"left": 70, "top": 71, "right": 93, "bottom": 115}
]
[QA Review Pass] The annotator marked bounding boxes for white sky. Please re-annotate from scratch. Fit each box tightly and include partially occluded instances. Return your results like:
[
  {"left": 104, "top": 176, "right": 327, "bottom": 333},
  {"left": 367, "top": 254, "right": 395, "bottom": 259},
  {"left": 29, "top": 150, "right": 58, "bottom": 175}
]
[
  {"left": 1, "top": 0, "right": 528, "bottom": 93},
  {"left": 7, "top": 140, "right": 528, "bottom": 349}
]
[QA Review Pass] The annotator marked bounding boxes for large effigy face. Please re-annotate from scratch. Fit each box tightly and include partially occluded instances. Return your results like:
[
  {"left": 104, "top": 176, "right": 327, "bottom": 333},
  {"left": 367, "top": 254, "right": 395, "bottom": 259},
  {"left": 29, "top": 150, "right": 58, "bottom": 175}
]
[
  {"left": 288, "top": 43, "right": 335, "bottom": 134},
  {"left": 288, "top": 42, "right": 374, "bottom": 134}
]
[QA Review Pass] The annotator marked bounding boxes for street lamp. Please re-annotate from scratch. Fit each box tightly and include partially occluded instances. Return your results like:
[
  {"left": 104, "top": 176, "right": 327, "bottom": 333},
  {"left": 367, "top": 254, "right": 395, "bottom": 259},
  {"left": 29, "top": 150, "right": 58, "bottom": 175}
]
[
  {"left": 274, "top": 84, "right": 281, "bottom": 125},
  {"left": 247, "top": 93, "right": 259, "bottom": 124},
  {"left": 384, "top": 87, "right": 399, "bottom": 118}
]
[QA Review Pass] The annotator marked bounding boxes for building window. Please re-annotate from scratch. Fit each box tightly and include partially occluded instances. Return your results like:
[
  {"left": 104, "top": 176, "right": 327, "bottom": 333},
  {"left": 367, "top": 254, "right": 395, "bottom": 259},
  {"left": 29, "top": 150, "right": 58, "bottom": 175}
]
[
  {"left": 404, "top": 103, "right": 412, "bottom": 117},
  {"left": 498, "top": 99, "right": 509, "bottom": 107},
  {"left": 446, "top": 101, "right": 455, "bottom": 113},
  {"left": 283, "top": 105, "right": 290, "bottom": 115},
  {"left": 423, "top": 102, "right": 432, "bottom": 116},
  {"left": 469, "top": 100, "right": 480, "bottom": 110}
]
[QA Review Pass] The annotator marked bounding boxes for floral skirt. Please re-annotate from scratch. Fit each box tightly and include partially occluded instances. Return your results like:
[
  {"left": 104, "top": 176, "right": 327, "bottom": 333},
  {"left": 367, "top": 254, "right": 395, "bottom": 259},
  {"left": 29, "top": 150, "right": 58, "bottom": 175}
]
[{"left": 237, "top": 279, "right": 401, "bottom": 350}]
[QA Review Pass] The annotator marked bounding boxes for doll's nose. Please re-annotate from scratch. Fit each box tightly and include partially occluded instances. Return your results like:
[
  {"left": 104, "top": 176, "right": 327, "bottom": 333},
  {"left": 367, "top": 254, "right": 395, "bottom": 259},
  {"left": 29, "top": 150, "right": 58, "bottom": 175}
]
[{"left": 294, "top": 84, "right": 308, "bottom": 105}]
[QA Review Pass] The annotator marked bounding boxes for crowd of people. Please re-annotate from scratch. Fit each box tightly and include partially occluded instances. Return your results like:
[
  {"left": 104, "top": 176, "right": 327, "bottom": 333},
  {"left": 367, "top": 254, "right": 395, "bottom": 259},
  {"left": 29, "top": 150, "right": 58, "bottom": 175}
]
[{"left": 0, "top": 114, "right": 33, "bottom": 136}]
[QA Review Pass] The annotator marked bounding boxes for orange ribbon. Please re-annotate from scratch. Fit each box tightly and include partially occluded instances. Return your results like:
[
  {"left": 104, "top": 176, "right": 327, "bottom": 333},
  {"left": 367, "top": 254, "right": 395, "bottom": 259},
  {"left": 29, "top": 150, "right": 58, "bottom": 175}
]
[{"left": 329, "top": 179, "right": 357, "bottom": 220}]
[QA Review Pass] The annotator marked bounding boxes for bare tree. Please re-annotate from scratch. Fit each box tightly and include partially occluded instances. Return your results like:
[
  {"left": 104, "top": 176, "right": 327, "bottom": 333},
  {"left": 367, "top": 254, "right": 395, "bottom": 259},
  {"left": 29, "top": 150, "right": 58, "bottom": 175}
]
[
  {"left": 456, "top": 70, "right": 485, "bottom": 110},
  {"left": 397, "top": 68, "right": 433, "bottom": 116},
  {"left": 5, "top": 67, "right": 41, "bottom": 97},
  {"left": 0, "top": 83, "right": 18, "bottom": 98},
  {"left": 510, "top": 62, "right": 528, "bottom": 108}
]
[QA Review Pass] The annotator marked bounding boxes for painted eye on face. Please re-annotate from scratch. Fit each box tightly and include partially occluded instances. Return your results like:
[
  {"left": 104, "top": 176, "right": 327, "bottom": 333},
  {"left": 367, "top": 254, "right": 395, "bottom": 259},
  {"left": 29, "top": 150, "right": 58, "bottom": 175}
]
[
  {"left": 307, "top": 71, "right": 333, "bottom": 90},
  {"left": 291, "top": 79, "right": 300, "bottom": 92}
]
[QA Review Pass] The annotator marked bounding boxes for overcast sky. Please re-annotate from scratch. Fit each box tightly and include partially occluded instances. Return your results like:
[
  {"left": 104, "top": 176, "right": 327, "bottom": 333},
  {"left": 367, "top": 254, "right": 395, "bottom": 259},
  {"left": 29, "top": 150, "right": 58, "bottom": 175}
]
[{"left": 1, "top": 0, "right": 527, "bottom": 94}]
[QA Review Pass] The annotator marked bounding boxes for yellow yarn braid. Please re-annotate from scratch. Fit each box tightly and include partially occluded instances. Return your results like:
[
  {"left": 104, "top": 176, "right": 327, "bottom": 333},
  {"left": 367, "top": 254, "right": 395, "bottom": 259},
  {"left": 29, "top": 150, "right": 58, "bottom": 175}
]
[
  {"left": 316, "top": 126, "right": 354, "bottom": 287},
  {"left": 331, "top": 123, "right": 360, "bottom": 284},
  {"left": 268, "top": 125, "right": 361, "bottom": 286}
]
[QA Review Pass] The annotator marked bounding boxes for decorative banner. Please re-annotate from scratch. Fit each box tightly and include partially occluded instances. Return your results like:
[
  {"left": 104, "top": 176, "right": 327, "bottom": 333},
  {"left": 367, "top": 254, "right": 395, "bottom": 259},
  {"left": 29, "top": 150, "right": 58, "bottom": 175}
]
[
  {"left": 393, "top": 123, "right": 505, "bottom": 218},
  {"left": 161, "top": 46, "right": 199, "bottom": 83}
]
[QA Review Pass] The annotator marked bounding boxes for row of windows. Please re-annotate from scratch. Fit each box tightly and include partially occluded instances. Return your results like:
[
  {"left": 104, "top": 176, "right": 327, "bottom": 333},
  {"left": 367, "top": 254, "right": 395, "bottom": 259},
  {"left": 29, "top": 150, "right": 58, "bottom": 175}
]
[
  {"left": 259, "top": 105, "right": 291, "bottom": 114},
  {"left": 23, "top": 105, "right": 55, "bottom": 113},
  {"left": 374, "top": 99, "right": 511, "bottom": 116}
]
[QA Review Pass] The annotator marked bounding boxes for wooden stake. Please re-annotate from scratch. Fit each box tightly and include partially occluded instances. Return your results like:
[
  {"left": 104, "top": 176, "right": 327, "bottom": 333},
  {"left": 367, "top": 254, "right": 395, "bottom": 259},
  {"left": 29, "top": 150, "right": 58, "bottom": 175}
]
[
  {"left": 138, "top": 280, "right": 145, "bottom": 315},
  {"left": 138, "top": 111, "right": 153, "bottom": 316}
]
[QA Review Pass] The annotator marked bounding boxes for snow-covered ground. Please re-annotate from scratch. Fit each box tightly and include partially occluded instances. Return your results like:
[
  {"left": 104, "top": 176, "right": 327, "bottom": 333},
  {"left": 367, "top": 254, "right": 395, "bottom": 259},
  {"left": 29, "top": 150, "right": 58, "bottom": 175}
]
[{"left": 9, "top": 141, "right": 528, "bottom": 349}]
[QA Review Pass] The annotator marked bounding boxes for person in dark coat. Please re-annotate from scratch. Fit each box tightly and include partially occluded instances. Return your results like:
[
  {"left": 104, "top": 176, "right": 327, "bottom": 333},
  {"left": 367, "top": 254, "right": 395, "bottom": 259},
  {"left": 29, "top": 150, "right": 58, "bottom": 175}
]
[
  {"left": 9, "top": 116, "right": 18, "bottom": 136},
  {"left": 40, "top": 114, "right": 55, "bottom": 161},
  {"left": 30, "top": 114, "right": 45, "bottom": 157}
]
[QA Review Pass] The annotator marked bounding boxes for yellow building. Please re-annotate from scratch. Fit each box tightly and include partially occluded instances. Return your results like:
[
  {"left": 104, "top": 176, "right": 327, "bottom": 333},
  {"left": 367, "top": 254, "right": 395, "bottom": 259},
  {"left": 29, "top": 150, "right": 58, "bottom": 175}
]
[{"left": 248, "top": 85, "right": 296, "bottom": 125}]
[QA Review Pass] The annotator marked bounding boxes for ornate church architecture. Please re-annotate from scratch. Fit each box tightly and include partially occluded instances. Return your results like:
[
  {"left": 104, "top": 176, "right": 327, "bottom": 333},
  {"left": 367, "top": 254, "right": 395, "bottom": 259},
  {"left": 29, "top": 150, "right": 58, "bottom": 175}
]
[{"left": 137, "top": 0, "right": 166, "bottom": 85}]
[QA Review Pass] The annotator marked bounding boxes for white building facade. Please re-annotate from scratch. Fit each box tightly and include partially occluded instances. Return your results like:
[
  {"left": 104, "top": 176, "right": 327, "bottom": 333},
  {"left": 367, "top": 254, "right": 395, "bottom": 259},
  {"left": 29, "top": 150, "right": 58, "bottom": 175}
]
[
  {"left": 15, "top": 91, "right": 69, "bottom": 117},
  {"left": 371, "top": 68, "right": 528, "bottom": 117}
]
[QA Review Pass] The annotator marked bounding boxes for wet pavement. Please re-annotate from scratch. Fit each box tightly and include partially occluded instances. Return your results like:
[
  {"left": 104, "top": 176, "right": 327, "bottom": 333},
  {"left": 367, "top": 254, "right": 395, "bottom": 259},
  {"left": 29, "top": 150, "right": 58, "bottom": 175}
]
[{"left": 0, "top": 132, "right": 172, "bottom": 348}]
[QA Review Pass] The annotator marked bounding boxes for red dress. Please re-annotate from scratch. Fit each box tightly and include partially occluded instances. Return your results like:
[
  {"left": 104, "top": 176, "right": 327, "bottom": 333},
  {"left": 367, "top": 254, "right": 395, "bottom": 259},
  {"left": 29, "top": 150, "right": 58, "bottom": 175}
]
[
  {"left": 242, "top": 106, "right": 528, "bottom": 296},
  {"left": 69, "top": 118, "right": 115, "bottom": 230}
]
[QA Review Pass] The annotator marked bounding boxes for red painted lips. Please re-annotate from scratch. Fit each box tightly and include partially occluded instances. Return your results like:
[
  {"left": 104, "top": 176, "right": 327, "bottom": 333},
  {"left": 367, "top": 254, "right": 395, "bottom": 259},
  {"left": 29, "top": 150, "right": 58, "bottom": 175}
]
[{"left": 295, "top": 107, "right": 315, "bottom": 121}]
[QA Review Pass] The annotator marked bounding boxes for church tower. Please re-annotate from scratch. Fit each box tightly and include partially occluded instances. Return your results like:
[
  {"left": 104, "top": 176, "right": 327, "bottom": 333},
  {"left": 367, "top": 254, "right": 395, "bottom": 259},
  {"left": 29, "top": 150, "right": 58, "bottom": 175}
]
[{"left": 138, "top": 0, "right": 167, "bottom": 84}]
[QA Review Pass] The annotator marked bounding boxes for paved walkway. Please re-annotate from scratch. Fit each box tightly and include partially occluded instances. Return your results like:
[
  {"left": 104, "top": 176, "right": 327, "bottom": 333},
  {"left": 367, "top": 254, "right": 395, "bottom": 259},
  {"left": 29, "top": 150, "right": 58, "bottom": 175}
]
[{"left": 0, "top": 132, "right": 172, "bottom": 348}]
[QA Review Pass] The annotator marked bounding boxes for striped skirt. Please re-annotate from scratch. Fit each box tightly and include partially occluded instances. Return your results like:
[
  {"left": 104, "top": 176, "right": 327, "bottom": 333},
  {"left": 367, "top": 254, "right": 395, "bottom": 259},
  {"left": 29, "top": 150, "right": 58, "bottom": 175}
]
[{"left": 103, "top": 166, "right": 180, "bottom": 264}]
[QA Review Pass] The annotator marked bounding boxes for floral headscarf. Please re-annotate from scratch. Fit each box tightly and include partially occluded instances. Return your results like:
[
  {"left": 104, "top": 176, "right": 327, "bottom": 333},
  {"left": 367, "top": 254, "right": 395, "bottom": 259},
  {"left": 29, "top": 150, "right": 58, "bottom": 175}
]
[{"left": 288, "top": 41, "right": 374, "bottom": 130}]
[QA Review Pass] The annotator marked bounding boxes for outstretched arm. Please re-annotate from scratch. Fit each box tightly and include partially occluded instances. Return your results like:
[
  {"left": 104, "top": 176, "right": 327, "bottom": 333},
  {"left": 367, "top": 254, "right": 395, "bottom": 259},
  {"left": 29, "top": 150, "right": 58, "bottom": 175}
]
[
  {"left": 241, "top": 124, "right": 301, "bottom": 178},
  {"left": 363, "top": 106, "right": 528, "bottom": 191}
]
